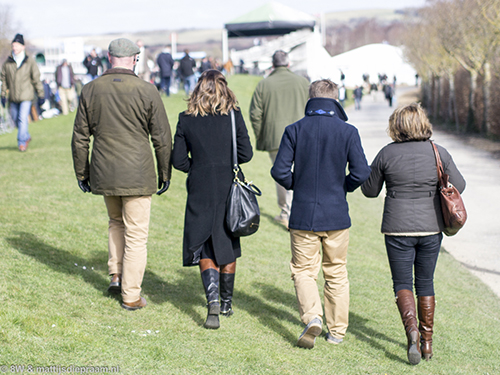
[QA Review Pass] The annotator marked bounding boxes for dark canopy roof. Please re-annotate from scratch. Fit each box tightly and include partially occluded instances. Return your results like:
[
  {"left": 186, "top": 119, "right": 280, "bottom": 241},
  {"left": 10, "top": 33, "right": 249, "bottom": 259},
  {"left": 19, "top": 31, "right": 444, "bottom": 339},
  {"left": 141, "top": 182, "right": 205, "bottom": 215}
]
[{"left": 225, "top": 2, "right": 316, "bottom": 38}]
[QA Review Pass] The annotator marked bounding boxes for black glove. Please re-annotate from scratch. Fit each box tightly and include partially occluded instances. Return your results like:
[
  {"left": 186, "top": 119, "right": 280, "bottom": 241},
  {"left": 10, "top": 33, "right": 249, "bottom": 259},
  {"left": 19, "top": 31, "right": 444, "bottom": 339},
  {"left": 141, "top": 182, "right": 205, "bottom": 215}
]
[
  {"left": 38, "top": 98, "right": 45, "bottom": 108},
  {"left": 78, "top": 178, "right": 91, "bottom": 193},
  {"left": 1, "top": 97, "right": 6, "bottom": 108},
  {"left": 156, "top": 180, "right": 170, "bottom": 195}
]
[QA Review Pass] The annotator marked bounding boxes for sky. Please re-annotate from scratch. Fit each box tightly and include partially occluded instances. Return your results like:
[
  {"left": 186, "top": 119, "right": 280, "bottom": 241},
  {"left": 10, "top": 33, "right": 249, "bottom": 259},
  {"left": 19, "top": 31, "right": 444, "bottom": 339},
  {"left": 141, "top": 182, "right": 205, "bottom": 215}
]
[{"left": 6, "top": 0, "right": 428, "bottom": 39}]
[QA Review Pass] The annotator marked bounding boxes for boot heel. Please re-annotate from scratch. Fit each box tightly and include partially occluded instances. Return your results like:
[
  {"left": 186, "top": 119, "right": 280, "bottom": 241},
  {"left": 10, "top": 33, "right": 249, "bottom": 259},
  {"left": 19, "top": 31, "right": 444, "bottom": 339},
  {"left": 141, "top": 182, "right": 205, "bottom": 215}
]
[
  {"left": 204, "top": 301, "right": 220, "bottom": 329},
  {"left": 408, "top": 330, "right": 421, "bottom": 365}
]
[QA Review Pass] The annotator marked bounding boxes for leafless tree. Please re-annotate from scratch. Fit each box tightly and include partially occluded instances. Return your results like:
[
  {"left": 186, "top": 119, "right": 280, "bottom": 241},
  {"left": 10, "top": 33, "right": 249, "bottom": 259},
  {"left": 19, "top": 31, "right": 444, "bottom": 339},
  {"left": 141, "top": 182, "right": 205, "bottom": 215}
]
[{"left": 0, "top": 5, "right": 17, "bottom": 62}]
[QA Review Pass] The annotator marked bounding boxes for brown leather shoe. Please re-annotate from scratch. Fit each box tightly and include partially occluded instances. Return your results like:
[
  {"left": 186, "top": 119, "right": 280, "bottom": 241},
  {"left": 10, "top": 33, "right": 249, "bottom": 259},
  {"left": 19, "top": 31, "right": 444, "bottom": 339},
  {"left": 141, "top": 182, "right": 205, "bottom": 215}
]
[
  {"left": 121, "top": 297, "right": 147, "bottom": 311},
  {"left": 107, "top": 273, "right": 122, "bottom": 293}
]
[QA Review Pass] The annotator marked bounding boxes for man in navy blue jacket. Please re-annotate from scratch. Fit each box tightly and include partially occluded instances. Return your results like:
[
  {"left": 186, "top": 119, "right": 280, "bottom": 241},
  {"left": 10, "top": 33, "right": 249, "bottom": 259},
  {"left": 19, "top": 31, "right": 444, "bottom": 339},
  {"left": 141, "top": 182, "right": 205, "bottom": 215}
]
[{"left": 271, "top": 79, "right": 370, "bottom": 348}]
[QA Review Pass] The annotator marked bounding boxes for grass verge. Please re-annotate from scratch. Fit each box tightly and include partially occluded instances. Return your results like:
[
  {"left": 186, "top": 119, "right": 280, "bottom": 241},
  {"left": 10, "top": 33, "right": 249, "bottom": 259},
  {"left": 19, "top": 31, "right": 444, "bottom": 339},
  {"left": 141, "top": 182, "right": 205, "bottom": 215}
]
[{"left": 0, "top": 75, "right": 498, "bottom": 374}]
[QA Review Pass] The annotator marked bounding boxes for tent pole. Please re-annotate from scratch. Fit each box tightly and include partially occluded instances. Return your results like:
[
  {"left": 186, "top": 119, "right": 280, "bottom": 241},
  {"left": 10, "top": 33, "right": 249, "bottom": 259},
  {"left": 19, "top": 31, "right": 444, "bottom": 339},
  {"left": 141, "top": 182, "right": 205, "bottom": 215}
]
[{"left": 222, "top": 29, "right": 229, "bottom": 63}]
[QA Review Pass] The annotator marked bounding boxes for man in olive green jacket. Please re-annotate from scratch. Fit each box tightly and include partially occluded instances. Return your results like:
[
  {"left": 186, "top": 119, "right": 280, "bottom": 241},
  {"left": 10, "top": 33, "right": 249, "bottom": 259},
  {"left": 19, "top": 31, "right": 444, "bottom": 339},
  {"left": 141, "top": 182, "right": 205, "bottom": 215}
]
[
  {"left": 1, "top": 34, "right": 45, "bottom": 152},
  {"left": 249, "top": 50, "right": 309, "bottom": 226},
  {"left": 72, "top": 38, "right": 172, "bottom": 311}
]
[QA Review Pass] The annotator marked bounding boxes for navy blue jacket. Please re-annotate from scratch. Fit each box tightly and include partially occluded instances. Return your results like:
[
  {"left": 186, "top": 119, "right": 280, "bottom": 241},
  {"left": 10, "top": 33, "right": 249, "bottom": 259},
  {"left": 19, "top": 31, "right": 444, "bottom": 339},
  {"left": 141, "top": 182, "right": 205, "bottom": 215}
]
[
  {"left": 157, "top": 52, "right": 174, "bottom": 77},
  {"left": 271, "top": 98, "right": 371, "bottom": 231}
]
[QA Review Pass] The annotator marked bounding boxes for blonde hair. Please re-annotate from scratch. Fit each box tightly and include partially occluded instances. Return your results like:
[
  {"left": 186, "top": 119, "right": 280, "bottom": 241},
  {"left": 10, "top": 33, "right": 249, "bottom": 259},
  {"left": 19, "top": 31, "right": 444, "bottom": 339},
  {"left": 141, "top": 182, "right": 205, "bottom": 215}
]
[
  {"left": 388, "top": 103, "right": 433, "bottom": 142},
  {"left": 185, "top": 70, "right": 239, "bottom": 116},
  {"left": 309, "top": 79, "right": 338, "bottom": 100}
]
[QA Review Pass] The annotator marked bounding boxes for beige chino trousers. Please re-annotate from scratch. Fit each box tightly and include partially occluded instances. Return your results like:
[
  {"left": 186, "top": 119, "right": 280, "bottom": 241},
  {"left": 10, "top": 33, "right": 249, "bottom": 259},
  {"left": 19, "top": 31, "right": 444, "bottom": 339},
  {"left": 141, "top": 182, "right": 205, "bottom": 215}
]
[
  {"left": 104, "top": 195, "right": 152, "bottom": 303},
  {"left": 290, "top": 228, "right": 350, "bottom": 340},
  {"left": 58, "top": 87, "right": 76, "bottom": 115}
]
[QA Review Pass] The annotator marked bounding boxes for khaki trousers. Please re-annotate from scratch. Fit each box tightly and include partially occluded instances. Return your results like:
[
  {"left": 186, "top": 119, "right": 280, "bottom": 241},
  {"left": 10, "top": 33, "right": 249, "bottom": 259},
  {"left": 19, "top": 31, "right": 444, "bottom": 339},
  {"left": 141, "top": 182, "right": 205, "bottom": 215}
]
[
  {"left": 104, "top": 195, "right": 152, "bottom": 303},
  {"left": 269, "top": 150, "right": 293, "bottom": 219},
  {"left": 290, "top": 228, "right": 350, "bottom": 339},
  {"left": 58, "top": 87, "right": 75, "bottom": 115}
]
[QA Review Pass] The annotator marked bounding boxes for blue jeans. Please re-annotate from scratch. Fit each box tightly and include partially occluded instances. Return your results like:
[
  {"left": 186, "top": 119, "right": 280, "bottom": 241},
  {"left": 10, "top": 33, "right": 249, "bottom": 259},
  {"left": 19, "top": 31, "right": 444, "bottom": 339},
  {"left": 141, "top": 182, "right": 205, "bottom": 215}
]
[
  {"left": 385, "top": 233, "right": 443, "bottom": 297},
  {"left": 10, "top": 101, "right": 32, "bottom": 146},
  {"left": 160, "top": 76, "right": 171, "bottom": 96},
  {"left": 183, "top": 74, "right": 196, "bottom": 94}
]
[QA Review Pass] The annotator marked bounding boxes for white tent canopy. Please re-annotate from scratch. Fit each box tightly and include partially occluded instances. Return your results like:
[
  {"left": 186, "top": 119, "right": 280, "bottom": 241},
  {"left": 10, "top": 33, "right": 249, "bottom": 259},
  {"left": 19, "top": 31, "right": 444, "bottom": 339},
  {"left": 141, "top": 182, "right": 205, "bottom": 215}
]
[{"left": 322, "top": 43, "right": 417, "bottom": 87}]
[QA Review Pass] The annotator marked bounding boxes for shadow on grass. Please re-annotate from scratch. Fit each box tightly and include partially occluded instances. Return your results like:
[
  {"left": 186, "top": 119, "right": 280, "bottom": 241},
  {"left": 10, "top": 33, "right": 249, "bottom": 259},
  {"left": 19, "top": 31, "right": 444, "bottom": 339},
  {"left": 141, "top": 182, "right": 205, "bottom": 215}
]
[
  {"left": 0, "top": 145, "right": 21, "bottom": 151},
  {"left": 142, "top": 268, "right": 206, "bottom": 326},
  {"left": 261, "top": 212, "right": 289, "bottom": 232},
  {"left": 7, "top": 231, "right": 207, "bottom": 322},
  {"left": 349, "top": 311, "right": 407, "bottom": 364},
  {"left": 237, "top": 282, "right": 302, "bottom": 345},
  {"left": 7, "top": 231, "right": 110, "bottom": 294}
]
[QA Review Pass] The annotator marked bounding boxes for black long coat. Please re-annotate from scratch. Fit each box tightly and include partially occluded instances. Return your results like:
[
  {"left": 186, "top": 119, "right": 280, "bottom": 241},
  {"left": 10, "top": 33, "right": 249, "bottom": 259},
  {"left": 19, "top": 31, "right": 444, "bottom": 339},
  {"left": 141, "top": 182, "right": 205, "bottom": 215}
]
[{"left": 172, "top": 109, "right": 253, "bottom": 266}]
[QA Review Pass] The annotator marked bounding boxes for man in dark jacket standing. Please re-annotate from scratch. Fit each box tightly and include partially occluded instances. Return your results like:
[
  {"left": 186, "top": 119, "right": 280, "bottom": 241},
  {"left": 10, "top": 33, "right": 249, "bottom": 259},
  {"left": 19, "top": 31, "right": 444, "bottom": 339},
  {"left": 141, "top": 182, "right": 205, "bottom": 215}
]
[
  {"left": 179, "top": 49, "right": 196, "bottom": 94},
  {"left": 271, "top": 79, "right": 370, "bottom": 348},
  {"left": 156, "top": 47, "right": 175, "bottom": 96},
  {"left": 72, "top": 38, "right": 172, "bottom": 311},
  {"left": 1, "top": 33, "right": 45, "bottom": 152},
  {"left": 249, "top": 50, "right": 309, "bottom": 227},
  {"left": 83, "top": 49, "right": 102, "bottom": 80}
]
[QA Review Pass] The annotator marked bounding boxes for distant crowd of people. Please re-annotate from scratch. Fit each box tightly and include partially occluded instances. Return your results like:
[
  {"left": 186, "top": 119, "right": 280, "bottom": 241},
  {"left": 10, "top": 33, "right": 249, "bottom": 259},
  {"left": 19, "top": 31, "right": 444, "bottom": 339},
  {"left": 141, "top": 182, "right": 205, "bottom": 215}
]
[{"left": 1, "top": 34, "right": 467, "bottom": 368}]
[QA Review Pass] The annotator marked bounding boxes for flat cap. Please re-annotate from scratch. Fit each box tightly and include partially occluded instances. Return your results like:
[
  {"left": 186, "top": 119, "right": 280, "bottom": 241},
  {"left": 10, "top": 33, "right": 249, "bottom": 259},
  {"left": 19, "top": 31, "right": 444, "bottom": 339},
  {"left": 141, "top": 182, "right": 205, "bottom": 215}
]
[{"left": 108, "top": 38, "right": 140, "bottom": 57}]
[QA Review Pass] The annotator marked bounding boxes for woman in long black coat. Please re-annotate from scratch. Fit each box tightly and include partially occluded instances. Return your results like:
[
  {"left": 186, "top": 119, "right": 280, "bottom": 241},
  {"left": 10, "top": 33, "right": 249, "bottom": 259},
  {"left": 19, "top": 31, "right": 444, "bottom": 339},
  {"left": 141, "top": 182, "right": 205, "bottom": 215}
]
[{"left": 172, "top": 70, "right": 253, "bottom": 329}]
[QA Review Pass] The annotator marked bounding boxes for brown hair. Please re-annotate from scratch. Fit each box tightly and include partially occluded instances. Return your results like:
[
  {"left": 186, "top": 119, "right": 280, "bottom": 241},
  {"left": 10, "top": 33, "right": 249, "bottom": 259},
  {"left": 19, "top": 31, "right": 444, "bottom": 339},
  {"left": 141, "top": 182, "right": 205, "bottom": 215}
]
[
  {"left": 185, "top": 70, "right": 239, "bottom": 116},
  {"left": 309, "top": 79, "right": 338, "bottom": 100},
  {"left": 388, "top": 103, "right": 433, "bottom": 142}
]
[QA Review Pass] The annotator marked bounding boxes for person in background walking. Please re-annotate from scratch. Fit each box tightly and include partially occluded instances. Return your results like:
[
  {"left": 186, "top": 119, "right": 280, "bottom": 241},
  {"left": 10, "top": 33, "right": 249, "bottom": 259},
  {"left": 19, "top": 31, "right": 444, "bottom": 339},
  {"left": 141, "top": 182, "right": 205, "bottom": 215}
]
[
  {"left": 353, "top": 85, "right": 363, "bottom": 110},
  {"left": 361, "top": 103, "right": 466, "bottom": 365},
  {"left": 271, "top": 79, "right": 370, "bottom": 349},
  {"left": 156, "top": 47, "right": 175, "bottom": 96},
  {"left": 55, "top": 59, "right": 76, "bottom": 115},
  {"left": 172, "top": 70, "right": 253, "bottom": 330},
  {"left": 135, "top": 40, "right": 150, "bottom": 82},
  {"left": 249, "top": 50, "right": 309, "bottom": 228},
  {"left": 83, "top": 49, "right": 102, "bottom": 81},
  {"left": 384, "top": 84, "right": 394, "bottom": 107},
  {"left": 338, "top": 84, "right": 346, "bottom": 107},
  {"left": 72, "top": 38, "right": 172, "bottom": 311},
  {"left": 179, "top": 49, "right": 196, "bottom": 95},
  {"left": 1, "top": 33, "right": 45, "bottom": 152}
]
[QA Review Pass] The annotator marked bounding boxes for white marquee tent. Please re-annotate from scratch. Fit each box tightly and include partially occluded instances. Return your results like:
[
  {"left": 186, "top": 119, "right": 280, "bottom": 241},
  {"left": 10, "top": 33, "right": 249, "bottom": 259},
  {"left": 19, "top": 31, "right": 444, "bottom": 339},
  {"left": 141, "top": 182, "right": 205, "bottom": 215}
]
[{"left": 323, "top": 43, "right": 417, "bottom": 87}]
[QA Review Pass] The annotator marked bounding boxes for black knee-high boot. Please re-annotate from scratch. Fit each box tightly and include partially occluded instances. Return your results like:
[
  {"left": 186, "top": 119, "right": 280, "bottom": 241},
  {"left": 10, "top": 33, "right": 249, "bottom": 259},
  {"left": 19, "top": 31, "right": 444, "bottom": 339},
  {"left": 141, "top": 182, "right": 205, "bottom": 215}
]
[
  {"left": 220, "top": 273, "right": 235, "bottom": 316},
  {"left": 201, "top": 268, "right": 220, "bottom": 329}
]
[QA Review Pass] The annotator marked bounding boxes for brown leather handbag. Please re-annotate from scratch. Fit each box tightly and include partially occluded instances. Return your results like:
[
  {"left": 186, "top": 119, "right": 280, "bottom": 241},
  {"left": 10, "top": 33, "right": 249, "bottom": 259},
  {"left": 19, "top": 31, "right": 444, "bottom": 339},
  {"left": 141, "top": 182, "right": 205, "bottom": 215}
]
[{"left": 430, "top": 141, "right": 467, "bottom": 236}]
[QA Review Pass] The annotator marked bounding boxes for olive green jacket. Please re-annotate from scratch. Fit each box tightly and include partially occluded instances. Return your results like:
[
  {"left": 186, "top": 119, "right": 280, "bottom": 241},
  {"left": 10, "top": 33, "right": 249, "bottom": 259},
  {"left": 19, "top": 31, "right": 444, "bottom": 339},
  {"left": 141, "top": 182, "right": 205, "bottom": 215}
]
[
  {"left": 71, "top": 68, "right": 172, "bottom": 196},
  {"left": 249, "top": 67, "right": 309, "bottom": 151},
  {"left": 1, "top": 55, "right": 44, "bottom": 103}
]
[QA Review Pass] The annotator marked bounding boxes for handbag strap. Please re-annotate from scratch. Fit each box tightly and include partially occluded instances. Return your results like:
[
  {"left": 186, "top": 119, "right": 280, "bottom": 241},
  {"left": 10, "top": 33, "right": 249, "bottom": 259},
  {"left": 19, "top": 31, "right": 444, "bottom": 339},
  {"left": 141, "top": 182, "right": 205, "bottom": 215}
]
[
  {"left": 230, "top": 109, "right": 239, "bottom": 173},
  {"left": 430, "top": 140, "right": 445, "bottom": 188}
]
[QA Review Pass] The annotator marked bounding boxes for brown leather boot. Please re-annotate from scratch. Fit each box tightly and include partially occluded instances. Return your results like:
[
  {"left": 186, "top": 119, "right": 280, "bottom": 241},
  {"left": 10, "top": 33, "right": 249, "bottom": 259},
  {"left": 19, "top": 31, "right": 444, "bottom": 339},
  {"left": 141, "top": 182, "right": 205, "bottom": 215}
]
[
  {"left": 418, "top": 295, "right": 435, "bottom": 360},
  {"left": 396, "top": 289, "right": 421, "bottom": 365}
]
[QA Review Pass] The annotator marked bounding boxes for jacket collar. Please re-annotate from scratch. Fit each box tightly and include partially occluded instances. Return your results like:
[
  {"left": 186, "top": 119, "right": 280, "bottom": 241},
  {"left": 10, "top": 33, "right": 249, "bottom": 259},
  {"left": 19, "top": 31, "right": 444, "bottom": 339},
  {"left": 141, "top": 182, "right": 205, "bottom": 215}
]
[
  {"left": 7, "top": 55, "right": 28, "bottom": 68},
  {"left": 102, "top": 67, "right": 137, "bottom": 76},
  {"left": 269, "top": 66, "right": 290, "bottom": 76},
  {"left": 305, "top": 97, "right": 348, "bottom": 121}
]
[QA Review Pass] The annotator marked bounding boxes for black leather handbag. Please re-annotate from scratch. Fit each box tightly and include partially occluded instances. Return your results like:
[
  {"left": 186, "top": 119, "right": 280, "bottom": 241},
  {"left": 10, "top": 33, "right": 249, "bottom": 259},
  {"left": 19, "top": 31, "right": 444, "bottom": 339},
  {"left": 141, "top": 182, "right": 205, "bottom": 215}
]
[{"left": 225, "top": 110, "right": 262, "bottom": 237}]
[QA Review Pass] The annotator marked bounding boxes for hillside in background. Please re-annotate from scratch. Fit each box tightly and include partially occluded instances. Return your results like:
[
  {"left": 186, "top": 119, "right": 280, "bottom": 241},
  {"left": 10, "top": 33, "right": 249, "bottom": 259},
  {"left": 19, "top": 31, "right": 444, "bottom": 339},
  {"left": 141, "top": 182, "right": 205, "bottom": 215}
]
[{"left": 26, "top": 8, "right": 417, "bottom": 59}]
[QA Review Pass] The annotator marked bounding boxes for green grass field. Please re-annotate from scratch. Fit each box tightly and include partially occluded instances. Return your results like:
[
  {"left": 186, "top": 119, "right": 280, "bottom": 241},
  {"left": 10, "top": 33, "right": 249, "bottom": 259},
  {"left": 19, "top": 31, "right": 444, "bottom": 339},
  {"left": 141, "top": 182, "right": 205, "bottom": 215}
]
[{"left": 0, "top": 75, "right": 499, "bottom": 374}]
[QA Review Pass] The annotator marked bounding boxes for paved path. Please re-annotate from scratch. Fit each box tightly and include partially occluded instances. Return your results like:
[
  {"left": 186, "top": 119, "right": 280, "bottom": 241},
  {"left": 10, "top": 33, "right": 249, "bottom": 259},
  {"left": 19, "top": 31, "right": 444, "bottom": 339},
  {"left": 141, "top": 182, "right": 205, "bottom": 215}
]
[{"left": 347, "top": 88, "right": 500, "bottom": 298}]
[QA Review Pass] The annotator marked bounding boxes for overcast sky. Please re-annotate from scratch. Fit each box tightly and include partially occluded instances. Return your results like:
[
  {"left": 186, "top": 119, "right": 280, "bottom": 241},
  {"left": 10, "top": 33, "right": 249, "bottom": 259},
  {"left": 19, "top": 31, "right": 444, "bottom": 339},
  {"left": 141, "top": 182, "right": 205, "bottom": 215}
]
[{"left": 7, "top": 0, "right": 428, "bottom": 39}]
